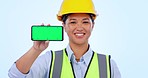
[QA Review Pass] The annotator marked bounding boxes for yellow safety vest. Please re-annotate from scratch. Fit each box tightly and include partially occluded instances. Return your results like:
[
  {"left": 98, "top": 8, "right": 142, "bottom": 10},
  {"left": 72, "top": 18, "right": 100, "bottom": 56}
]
[{"left": 49, "top": 49, "right": 111, "bottom": 78}]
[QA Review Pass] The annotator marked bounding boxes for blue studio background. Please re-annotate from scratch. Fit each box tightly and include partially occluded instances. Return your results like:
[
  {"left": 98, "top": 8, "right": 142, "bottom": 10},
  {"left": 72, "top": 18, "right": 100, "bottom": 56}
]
[{"left": 0, "top": 0, "right": 148, "bottom": 77}]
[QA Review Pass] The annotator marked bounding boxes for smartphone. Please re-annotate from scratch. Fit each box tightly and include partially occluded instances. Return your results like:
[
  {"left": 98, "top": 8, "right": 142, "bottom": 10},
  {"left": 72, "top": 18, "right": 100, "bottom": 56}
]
[{"left": 31, "top": 25, "right": 63, "bottom": 41}]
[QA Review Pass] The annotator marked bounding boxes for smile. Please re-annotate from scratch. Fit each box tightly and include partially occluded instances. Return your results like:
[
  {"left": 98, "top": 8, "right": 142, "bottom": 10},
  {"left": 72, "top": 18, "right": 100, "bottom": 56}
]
[
  {"left": 74, "top": 33, "right": 85, "bottom": 38},
  {"left": 76, "top": 33, "right": 84, "bottom": 36}
]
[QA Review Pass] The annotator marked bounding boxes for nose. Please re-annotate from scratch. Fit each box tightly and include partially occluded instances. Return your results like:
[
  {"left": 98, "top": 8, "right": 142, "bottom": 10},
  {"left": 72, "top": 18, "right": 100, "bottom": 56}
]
[{"left": 76, "top": 23, "right": 84, "bottom": 31}]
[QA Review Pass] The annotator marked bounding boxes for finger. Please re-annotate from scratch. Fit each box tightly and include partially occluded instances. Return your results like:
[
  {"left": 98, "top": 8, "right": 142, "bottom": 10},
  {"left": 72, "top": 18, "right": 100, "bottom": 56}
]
[
  {"left": 45, "top": 41, "right": 49, "bottom": 43},
  {"left": 34, "top": 41, "right": 43, "bottom": 44},
  {"left": 47, "top": 24, "right": 50, "bottom": 26},
  {"left": 41, "top": 23, "right": 44, "bottom": 26}
]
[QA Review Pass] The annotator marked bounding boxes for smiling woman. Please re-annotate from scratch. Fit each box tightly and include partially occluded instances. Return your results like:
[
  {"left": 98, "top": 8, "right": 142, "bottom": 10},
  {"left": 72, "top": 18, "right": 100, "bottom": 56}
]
[{"left": 8, "top": 0, "right": 121, "bottom": 78}]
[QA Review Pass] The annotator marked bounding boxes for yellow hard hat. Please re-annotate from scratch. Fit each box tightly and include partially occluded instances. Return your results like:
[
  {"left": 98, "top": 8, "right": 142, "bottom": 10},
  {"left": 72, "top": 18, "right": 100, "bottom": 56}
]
[{"left": 57, "top": 0, "right": 97, "bottom": 21}]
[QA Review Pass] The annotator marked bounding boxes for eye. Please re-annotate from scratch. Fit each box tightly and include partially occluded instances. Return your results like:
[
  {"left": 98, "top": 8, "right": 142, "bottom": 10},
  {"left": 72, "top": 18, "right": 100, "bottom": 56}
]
[
  {"left": 70, "top": 21, "right": 76, "bottom": 24},
  {"left": 83, "top": 21, "right": 89, "bottom": 24}
]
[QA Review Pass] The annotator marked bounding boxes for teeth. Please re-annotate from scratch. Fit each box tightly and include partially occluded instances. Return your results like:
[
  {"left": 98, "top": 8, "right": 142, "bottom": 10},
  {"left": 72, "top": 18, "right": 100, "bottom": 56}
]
[{"left": 75, "top": 34, "right": 84, "bottom": 36}]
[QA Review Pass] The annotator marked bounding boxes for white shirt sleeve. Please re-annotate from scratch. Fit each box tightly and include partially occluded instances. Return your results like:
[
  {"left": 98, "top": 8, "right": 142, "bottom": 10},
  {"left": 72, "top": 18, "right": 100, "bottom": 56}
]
[
  {"left": 111, "top": 59, "right": 121, "bottom": 78},
  {"left": 8, "top": 51, "right": 52, "bottom": 78},
  {"left": 8, "top": 63, "right": 27, "bottom": 78}
]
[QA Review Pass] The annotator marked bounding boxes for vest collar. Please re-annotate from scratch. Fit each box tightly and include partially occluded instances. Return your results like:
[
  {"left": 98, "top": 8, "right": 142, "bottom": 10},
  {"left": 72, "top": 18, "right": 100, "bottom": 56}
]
[{"left": 66, "top": 44, "right": 93, "bottom": 66}]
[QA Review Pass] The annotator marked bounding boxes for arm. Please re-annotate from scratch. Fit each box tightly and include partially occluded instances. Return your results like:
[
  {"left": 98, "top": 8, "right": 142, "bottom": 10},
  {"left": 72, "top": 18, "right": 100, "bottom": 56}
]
[
  {"left": 15, "top": 41, "right": 49, "bottom": 74},
  {"left": 111, "top": 59, "right": 121, "bottom": 78}
]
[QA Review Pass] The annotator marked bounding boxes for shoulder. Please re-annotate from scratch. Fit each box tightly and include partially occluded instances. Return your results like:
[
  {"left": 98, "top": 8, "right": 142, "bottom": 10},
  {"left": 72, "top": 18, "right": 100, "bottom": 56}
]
[
  {"left": 53, "top": 49, "right": 63, "bottom": 53},
  {"left": 95, "top": 52, "right": 111, "bottom": 59},
  {"left": 110, "top": 59, "right": 121, "bottom": 78},
  {"left": 51, "top": 49, "right": 64, "bottom": 56},
  {"left": 95, "top": 52, "right": 121, "bottom": 78}
]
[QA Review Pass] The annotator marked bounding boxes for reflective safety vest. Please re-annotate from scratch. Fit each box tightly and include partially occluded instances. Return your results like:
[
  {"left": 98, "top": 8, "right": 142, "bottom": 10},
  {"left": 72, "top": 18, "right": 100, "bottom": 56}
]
[{"left": 49, "top": 49, "right": 111, "bottom": 78}]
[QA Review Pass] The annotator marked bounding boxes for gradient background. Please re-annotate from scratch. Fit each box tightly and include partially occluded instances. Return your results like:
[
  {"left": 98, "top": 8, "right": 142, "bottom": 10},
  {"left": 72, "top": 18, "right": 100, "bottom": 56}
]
[{"left": 0, "top": 0, "right": 148, "bottom": 78}]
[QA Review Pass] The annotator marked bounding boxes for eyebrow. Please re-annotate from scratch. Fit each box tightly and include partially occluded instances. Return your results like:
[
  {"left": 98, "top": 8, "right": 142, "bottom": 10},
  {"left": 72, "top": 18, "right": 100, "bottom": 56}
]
[
  {"left": 69, "top": 18, "right": 90, "bottom": 21},
  {"left": 82, "top": 18, "right": 89, "bottom": 21},
  {"left": 69, "top": 19, "right": 76, "bottom": 21}
]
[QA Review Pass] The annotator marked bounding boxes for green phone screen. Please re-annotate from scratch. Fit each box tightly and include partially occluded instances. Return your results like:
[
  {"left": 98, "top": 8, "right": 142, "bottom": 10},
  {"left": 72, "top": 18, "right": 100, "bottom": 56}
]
[{"left": 31, "top": 26, "right": 63, "bottom": 41}]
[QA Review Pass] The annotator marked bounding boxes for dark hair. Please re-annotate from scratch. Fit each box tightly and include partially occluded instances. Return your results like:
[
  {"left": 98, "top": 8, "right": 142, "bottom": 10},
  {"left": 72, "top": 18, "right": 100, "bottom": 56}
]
[
  {"left": 62, "top": 13, "right": 95, "bottom": 24},
  {"left": 62, "top": 14, "right": 69, "bottom": 24}
]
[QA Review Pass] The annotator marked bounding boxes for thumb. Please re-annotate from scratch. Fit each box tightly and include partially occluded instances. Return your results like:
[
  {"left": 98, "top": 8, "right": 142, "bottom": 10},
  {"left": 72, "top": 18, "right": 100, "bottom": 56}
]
[{"left": 45, "top": 41, "right": 49, "bottom": 47}]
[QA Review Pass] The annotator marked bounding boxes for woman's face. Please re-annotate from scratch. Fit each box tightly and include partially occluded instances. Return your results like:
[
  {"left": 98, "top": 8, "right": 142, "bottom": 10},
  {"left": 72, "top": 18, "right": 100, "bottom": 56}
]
[{"left": 63, "top": 13, "right": 94, "bottom": 45}]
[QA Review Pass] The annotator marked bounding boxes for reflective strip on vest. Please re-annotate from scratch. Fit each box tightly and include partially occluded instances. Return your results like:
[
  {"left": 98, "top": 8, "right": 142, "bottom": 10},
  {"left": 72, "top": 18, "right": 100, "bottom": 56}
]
[{"left": 49, "top": 49, "right": 111, "bottom": 78}]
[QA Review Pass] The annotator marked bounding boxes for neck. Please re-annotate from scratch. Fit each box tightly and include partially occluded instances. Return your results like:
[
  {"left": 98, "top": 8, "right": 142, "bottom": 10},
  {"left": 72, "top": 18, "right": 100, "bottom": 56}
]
[{"left": 69, "top": 42, "right": 89, "bottom": 61}]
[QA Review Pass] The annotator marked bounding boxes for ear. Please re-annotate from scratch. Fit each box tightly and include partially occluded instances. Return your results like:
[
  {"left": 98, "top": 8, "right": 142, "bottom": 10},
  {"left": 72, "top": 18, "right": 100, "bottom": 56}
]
[
  {"left": 91, "top": 22, "right": 95, "bottom": 31},
  {"left": 62, "top": 22, "right": 67, "bottom": 32}
]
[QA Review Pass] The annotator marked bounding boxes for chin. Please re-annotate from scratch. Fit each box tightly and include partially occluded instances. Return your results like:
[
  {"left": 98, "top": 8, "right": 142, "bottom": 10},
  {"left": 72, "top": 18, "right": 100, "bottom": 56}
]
[{"left": 72, "top": 40, "right": 88, "bottom": 45}]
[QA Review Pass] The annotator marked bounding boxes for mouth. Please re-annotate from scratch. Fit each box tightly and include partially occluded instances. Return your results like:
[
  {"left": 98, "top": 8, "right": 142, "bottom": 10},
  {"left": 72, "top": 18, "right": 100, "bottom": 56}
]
[{"left": 74, "top": 33, "right": 85, "bottom": 38}]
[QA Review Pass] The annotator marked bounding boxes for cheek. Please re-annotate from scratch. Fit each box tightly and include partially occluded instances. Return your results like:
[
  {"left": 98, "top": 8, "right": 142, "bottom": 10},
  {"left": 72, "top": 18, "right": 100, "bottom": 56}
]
[
  {"left": 64, "top": 25, "right": 69, "bottom": 32},
  {"left": 86, "top": 26, "right": 93, "bottom": 32},
  {"left": 90, "top": 27, "right": 93, "bottom": 32},
  {"left": 64, "top": 25, "right": 73, "bottom": 34},
  {"left": 64, "top": 26, "right": 67, "bottom": 32},
  {"left": 90, "top": 25, "right": 94, "bottom": 32}
]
